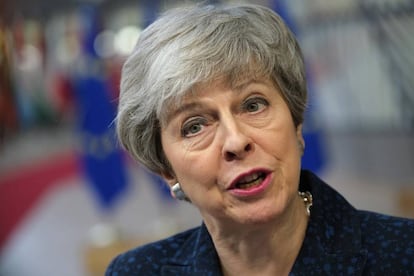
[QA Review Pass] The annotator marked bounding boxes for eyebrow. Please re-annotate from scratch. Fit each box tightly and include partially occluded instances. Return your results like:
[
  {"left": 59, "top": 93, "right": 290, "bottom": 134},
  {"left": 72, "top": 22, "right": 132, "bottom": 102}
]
[
  {"left": 163, "top": 102, "right": 205, "bottom": 125},
  {"left": 162, "top": 79, "right": 268, "bottom": 125}
]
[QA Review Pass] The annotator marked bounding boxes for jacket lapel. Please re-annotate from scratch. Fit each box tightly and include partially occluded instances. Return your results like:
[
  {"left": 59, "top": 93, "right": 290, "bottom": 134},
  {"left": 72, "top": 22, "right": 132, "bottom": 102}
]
[
  {"left": 161, "top": 223, "right": 223, "bottom": 276},
  {"left": 291, "top": 251, "right": 368, "bottom": 275},
  {"left": 290, "top": 217, "right": 368, "bottom": 276}
]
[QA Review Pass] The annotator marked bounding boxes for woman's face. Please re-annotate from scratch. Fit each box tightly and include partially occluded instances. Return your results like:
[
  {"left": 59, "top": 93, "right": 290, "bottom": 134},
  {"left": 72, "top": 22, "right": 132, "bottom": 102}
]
[{"left": 160, "top": 78, "right": 304, "bottom": 227}]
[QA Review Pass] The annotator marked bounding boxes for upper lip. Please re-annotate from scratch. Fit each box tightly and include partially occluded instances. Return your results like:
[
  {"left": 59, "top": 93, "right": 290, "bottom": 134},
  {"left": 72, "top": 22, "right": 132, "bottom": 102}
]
[{"left": 227, "top": 168, "right": 271, "bottom": 189}]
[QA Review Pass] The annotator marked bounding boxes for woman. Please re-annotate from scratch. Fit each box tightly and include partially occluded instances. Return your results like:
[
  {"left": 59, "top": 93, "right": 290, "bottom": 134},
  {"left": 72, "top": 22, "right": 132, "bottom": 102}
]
[{"left": 107, "top": 4, "right": 414, "bottom": 275}]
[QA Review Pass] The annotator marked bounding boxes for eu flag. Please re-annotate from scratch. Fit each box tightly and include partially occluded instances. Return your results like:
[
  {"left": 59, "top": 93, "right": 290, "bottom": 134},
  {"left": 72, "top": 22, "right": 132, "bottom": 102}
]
[
  {"left": 71, "top": 4, "right": 128, "bottom": 210},
  {"left": 73, "top": 72, "right": 128, "bottom": 210}
]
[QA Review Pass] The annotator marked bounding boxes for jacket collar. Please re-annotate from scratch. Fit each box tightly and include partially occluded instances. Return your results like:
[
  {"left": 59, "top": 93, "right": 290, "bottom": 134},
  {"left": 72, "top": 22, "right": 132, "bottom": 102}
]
[
  {"left": 161, "top": 171, "right": 368, "bottom": 275},
  {"left": 290, "top": 171, "right": 368, "bottom": 275},
  {"left": 161, "top": 223, "right": 222, "bottom": 275}
]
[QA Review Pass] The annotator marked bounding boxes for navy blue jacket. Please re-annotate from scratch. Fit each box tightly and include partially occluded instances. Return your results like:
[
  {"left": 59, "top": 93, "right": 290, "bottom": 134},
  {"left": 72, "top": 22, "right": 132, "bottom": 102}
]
[{"left": 106, "top": 171, "right": 414, "bottom": 275}]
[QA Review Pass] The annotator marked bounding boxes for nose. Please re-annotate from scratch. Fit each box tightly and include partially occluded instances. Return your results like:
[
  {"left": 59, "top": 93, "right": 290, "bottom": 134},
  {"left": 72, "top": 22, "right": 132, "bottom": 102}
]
[{"left": 221, "top": 117, "right": 253, "bottom": 162}]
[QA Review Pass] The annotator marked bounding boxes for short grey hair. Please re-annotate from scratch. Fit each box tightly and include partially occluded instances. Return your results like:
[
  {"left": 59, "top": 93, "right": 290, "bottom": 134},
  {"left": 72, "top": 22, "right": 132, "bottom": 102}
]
[{"left": 117, "top": 3, "right": 307, "bottom": 175}]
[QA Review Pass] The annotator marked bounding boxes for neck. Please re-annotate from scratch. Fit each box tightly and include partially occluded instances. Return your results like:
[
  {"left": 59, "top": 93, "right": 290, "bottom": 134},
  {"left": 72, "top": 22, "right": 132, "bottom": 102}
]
[{"left": 206, "top": 194, "right": 309, "bottom": 276}]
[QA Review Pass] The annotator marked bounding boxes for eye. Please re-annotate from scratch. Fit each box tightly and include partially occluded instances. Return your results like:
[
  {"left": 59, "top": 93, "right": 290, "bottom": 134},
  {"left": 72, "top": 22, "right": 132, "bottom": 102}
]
[
  {"left": 242, "top": 97, "right": 268, "bottom": 113},
  {"left": 181, "top": 117, "right": 207, "bottom": 137}
]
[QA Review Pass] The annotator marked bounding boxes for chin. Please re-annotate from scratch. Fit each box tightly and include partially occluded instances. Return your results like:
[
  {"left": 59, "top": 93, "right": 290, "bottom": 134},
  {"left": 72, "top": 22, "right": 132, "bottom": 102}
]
[{"left": 235, "top": 201, "right": 285, "bottom": 225}]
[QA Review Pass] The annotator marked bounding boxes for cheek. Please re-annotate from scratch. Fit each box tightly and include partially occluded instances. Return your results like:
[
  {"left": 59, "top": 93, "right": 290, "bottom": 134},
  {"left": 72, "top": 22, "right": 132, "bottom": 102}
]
[
  {"left": 259, "top": 124, "right": 301, "bottom": 157},
  {"left": 161, "top": 131, "right": 219, "bottom": 191},
  {"left": 168, "top": 149, "right": 216, "bottom": 185}
]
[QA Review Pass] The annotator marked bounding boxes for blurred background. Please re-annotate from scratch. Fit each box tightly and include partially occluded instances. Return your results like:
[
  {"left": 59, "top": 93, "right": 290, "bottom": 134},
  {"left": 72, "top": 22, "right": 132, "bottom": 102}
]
[{"left": 0, "top": 0, "right": 413, "bottom": 275}]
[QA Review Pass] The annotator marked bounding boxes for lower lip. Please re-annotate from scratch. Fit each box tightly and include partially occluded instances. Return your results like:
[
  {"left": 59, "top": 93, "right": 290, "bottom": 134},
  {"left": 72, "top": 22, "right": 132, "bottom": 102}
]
[{"left": 228, "top": 173, "right": 272, "bottom": 198}]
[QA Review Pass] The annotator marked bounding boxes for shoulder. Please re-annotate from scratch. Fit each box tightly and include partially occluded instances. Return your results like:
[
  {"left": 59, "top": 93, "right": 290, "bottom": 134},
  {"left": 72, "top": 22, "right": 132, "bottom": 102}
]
[
  {"left": 359, "top": 210, "right": 414, "bottom": 249},
  {"left": 105, "top": 226, "right": 200, "bottom": 275},
  {"left": 300, "top": 170, "right": 414, "bottom": 272},
  {"left": 359, "top": 210, "right": 414, "bottom": 234},
  {"left": 358, "top": 211, "right": 414, "bottom": 272}
]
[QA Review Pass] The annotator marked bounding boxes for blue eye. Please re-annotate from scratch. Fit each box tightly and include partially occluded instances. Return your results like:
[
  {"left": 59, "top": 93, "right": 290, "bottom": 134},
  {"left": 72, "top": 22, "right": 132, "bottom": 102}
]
[
  {"left": 181, "top": 118, "right": 206, "bottom": 137},
  {"left": 243, "top": 97, "right": 268, "bottom": 112}
]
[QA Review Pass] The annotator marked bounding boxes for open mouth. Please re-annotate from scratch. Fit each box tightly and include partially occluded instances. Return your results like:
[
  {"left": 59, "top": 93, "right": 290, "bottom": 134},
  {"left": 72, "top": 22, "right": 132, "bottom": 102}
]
[{"left": 233, "top": 172, "right": 267, "bottom": 190}]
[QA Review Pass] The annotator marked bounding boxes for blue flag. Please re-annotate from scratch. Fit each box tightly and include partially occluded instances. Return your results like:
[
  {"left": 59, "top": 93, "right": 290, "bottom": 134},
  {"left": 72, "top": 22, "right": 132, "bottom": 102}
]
[
  {"left": 73, "top": 74, "right": 128, "bottom": 210},
  {"left": 73, "top": 4, "right": 128, "bottom": 210}
]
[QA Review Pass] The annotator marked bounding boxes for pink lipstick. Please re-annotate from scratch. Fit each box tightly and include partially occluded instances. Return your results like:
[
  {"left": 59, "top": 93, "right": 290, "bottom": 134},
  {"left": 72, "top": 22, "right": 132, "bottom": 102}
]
[{"left": 228, "top": 169, "right": 272, "bottom": 197}]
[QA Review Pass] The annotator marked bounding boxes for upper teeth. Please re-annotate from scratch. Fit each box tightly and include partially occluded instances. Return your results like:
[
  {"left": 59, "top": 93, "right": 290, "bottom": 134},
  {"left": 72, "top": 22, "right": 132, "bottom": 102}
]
[{"left": 238, "top": 173, "right": 261, "bottom": 184}]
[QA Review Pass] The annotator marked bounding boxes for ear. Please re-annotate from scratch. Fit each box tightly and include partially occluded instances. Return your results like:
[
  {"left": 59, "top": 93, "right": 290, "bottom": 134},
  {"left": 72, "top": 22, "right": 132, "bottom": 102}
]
[
  {"left": 296, "top": 124, "right": 305, "bottom": 154},
  {"left": 160, "top": 170, "right": 176, "bottom": 187},
  {"left": 160, "top": 170, "right": 178, "bottom": 199}
]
